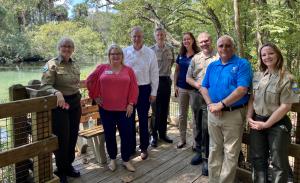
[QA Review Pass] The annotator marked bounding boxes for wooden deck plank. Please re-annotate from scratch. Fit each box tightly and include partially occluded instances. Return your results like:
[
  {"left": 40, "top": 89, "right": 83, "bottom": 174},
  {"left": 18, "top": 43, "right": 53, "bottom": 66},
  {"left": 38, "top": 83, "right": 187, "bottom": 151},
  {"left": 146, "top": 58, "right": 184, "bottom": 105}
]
[
  {"left": 133, "top": 148, "right": 193, "bottom": 183},
  {"left": 101, "top": 145, "right": 189, "bottom": 183},
  {"left": 164, "top": 160, "right": 203, "bottom": 183},
  {"left": 74, "top": 134, "right": 181, "bottom": 182},
  {"left": 68, "top": 125, "right": 208, "bottom": 183}
]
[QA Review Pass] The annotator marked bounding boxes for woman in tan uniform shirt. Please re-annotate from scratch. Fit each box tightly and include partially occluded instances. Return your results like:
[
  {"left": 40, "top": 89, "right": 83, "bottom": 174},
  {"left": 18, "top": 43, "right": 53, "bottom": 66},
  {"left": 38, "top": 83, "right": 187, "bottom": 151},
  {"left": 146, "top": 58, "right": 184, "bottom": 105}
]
[
  {"left": 247, "top": 43, "right": 299, "bottom": 183},
  {"left": 41, "top": 37, "right": 81, "bottom": 183}
]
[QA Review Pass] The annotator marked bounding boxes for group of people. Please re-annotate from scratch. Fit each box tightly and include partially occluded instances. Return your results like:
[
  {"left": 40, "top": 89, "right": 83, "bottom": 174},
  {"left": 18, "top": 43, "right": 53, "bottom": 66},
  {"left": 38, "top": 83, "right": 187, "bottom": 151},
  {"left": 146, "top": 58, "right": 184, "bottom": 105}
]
[{"left": 40, "top": 26, "right": 299, "bottom": 183}]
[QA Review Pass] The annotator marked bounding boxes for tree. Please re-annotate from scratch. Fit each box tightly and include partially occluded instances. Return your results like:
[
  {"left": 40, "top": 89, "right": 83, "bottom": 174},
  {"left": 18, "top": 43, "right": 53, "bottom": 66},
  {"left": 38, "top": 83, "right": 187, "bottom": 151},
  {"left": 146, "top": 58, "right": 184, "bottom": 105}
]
[
  {"left": 73, "top": 3, "right": 89, "bottom": 20},
  {"left": 233, "top": 0, "right": 244, "bottom": 57},
  {"left": 51, "top": 5, "right": 68, "bottom": 21},
  {"left": 27, "top": 21, "right": 105, "bottom": 62}
]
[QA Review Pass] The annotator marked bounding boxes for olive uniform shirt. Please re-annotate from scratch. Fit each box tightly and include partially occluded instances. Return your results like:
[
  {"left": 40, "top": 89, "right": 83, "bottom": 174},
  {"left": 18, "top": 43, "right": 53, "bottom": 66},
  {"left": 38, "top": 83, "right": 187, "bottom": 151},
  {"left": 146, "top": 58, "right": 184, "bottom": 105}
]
[
  {"left": 253, "top": 70, "right": 300, "bottom": 116},
  {"left": 150, "top": 44, "right": 174, "bottom": 76},
  {"left": 186, "top": 50, "right": 218, "bottom": 84},
  {"left": 40, "top": 56, "right": 80, "bottom": 96}
]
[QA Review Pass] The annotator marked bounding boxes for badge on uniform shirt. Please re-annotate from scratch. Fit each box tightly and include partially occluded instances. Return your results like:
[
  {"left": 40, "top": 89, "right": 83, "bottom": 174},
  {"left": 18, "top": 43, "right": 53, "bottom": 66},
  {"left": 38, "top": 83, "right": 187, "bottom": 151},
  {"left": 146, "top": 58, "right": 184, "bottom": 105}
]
[
  {"left": 57, "top": 67, "right": 65, "bottom": 74},
  {"left": 104, "top": 70, "right": 113, "bottom": 75},
  {"left": 42, "top": 65, "right": 48, "bottom": 73},
  {"left": 291, "top": 82, "right": 300, "bottom": 94}
]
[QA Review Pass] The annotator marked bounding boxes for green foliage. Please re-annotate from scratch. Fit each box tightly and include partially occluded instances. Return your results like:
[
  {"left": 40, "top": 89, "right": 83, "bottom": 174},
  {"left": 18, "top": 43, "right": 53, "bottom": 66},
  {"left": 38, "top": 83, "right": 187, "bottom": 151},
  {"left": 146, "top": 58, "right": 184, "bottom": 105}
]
[
  {"left": 73, "top": 3, "right": 89, "bottom": 20},
  {"left": 27, "top": 21, "right": 105, "bottom": 63}
]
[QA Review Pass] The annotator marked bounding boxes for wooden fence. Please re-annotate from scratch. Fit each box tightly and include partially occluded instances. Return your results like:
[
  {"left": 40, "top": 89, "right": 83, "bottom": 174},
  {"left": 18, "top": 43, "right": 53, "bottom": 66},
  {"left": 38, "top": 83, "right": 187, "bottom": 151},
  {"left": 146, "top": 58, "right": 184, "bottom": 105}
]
[{"left": 0, "top": 84, "right": 58, "bottom": 183}]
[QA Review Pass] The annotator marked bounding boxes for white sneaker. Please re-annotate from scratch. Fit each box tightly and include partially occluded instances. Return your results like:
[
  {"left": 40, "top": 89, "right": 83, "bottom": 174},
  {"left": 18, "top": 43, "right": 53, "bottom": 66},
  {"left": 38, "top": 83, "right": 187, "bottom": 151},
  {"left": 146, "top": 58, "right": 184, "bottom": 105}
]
[
  {"left": 108, "top": 159, "right": 116, "bottom": 171},
  {"left": 123, "top": 161, "right": 135, "bottom": 172}
]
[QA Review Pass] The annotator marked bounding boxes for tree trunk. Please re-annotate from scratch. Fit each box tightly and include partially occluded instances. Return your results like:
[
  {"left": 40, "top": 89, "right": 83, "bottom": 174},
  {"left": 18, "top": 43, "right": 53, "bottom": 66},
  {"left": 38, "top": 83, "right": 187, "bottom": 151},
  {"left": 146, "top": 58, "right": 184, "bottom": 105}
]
[
  {"left": 206, "top": 7, "right": 222, "bottom": 37},
  {"left": 233, "top": 0, "right": 244, "bottom": 57},
  {"left": 254, "top": 0, "right": 267, "bottom": 53}
]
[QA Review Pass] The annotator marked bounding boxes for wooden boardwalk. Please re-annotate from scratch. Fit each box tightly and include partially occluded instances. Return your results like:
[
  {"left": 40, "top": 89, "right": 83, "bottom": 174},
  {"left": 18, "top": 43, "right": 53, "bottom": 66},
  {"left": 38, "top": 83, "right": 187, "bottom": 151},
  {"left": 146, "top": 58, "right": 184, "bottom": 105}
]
[{"left": 69, "top": 125, "right": 208, "bottom": 183}]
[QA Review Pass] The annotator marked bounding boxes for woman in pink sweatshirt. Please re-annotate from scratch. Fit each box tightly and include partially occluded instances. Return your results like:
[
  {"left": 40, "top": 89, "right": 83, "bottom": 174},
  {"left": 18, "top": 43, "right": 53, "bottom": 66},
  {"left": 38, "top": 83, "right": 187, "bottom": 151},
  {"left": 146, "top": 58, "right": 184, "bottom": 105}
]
[{"left": 86, "top": 44, "right": 138, "bottom": 172}]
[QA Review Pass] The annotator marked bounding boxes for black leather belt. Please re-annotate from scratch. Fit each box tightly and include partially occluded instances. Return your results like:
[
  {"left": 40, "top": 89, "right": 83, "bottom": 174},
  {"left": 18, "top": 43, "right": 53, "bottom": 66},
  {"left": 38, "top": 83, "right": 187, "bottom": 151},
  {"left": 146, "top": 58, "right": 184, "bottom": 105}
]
[
  {"left": 222, "top": 104, "right": 246, "bottom": 111},
  {"left": 64, "top": 92, "right": 80, "bottom": 99},
  {"left": 253, "top": 114, "right": 270, "bottom": 122}
]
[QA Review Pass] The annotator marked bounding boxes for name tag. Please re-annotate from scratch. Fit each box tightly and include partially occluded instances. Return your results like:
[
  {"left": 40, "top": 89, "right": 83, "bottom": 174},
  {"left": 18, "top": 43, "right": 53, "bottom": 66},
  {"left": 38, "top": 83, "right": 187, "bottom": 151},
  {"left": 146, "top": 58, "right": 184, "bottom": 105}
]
[{"left": 105, "top": 70, "right": 113, "bottom": 75}]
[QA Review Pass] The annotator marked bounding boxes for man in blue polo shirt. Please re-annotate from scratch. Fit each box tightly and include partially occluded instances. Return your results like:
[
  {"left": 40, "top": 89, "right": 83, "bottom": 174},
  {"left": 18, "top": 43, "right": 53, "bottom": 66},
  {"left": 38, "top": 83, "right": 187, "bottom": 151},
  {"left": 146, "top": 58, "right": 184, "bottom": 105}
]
[{"left": 201, "top": 35, "right": 252, "bottom": 183}]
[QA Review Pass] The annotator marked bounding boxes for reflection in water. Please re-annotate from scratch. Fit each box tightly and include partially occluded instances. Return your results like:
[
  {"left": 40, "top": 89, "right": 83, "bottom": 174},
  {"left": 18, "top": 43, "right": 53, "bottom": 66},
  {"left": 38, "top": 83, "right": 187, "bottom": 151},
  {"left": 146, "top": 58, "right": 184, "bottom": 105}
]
[
  {"left": 0, "top": 127, "right": 8, "bottom": 150},
  {"left": 0, "top": 64, "right": 96, "bottom": 100}
]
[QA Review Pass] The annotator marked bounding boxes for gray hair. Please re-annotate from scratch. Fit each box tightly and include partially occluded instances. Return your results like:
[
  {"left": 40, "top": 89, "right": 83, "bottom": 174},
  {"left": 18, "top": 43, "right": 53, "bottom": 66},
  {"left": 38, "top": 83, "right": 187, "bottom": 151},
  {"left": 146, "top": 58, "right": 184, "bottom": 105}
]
[
  {"left": 130, "top": 26, "right": 144, "bottom": 36},
  {"left": 57, "top": 37, "right": 75, "bottom": 50},
  {"left": 107, "top": 44, "right": 124, "bottom": 64},
  {"left": 217, "top": 35, "right": 235, "bottom": 48},
  {"left": 153, "top": 27, "right": 166, "bottom": 37}
]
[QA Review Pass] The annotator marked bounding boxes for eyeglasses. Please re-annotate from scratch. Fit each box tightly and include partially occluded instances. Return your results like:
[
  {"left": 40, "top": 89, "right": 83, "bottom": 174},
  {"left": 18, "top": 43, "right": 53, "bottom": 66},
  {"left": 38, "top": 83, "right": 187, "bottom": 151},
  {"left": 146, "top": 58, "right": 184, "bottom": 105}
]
[
  {"left": 109, "top": 53, "right": 122, "bottom": 56},
  {"left": 218, "top": 44, "right": 232, "bottom": 48},
  {"left": 61, "top": 45, "right": 73, "bottom": 49}
]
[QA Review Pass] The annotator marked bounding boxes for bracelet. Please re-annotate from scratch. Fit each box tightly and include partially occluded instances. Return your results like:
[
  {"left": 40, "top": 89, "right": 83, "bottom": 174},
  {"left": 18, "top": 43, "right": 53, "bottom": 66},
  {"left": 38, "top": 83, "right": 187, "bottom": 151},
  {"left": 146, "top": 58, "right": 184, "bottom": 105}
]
[{"left": 221, "top": 100, "right": 227, "bottom": 108}]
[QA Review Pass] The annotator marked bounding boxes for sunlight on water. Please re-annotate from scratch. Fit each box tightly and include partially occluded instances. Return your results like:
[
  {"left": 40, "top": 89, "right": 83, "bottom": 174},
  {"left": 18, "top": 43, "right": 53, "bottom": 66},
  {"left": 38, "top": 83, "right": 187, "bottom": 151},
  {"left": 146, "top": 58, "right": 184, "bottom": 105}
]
[{"left": 0, "top": 64, "right": 97, "bottom": 101}]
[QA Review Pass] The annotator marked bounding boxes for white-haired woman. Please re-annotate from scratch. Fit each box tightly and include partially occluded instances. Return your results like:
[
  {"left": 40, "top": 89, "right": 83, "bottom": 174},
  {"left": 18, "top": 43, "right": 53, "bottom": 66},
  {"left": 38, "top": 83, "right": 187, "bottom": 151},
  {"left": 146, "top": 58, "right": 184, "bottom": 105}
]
[
  {"left": 41, "top": 37, "right": 82, "bottom": 183},
  {"left": 86, "top": 44, "right": 139, "bottom": 172}
]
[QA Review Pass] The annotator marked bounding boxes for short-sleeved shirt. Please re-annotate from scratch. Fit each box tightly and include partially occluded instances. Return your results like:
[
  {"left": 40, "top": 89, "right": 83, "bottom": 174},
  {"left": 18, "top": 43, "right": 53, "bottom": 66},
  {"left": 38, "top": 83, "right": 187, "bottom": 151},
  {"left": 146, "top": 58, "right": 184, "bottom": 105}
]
[
  {"left": 176, "top": 54, "right": 194, "bottom": 90},
  {"left": 253, "top": 70, "right": 300, "bottom": 116},
  {"left": 202, "top": 54, "right": 252, "bottom": 107},
  {"left": 40, "top": 56, "right": 80, "bottom": 96},
  {"left": 186, "top": 50, "right": 218, "bottom": 85},
  {"left": 150, "top": 44, "right": 174, "bottom": 76}
]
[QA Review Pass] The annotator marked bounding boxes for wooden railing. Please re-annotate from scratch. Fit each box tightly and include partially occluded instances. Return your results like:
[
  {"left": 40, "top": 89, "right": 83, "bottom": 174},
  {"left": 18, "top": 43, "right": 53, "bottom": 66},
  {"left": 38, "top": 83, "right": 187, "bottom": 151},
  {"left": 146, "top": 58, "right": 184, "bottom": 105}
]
[
  {"left": 236, "top": 102, "right": 300, "bottom": 182},
  {"left": 0, "top": 84, "right": 59, "bottom": 183}
]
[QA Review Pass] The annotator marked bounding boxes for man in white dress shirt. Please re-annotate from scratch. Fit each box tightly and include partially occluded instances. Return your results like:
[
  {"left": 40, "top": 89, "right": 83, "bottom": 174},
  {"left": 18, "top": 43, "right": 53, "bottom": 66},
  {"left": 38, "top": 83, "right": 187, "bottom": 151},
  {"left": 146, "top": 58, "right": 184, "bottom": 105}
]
[{"left": 123, "top": 26, "right": 159, "bottom": 160}]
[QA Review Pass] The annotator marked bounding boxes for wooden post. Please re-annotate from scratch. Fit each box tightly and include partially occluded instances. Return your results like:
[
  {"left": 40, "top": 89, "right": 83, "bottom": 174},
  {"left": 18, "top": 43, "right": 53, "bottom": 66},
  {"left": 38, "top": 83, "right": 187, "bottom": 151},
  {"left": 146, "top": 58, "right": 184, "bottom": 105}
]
[{"left": 9, "top": 84, "right": 31, "bottom": 183}]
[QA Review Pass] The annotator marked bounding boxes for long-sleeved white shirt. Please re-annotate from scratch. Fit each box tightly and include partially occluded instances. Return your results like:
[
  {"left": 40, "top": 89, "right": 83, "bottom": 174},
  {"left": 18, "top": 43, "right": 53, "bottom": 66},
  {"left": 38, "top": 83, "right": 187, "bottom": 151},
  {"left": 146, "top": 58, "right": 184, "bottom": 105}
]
[{"left": 123, "top": 45, "right": 159, "bottom": 96}]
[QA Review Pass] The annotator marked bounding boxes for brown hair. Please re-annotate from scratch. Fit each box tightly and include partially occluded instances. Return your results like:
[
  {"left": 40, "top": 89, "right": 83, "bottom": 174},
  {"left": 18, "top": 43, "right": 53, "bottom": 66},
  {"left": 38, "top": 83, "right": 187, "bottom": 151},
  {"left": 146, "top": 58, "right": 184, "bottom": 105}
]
[
  {"left": 179, "top": 32, "right": 200, "bottom": 56},
  {"left": 259, "top": 43, "right": 288, "bottom": 80}
]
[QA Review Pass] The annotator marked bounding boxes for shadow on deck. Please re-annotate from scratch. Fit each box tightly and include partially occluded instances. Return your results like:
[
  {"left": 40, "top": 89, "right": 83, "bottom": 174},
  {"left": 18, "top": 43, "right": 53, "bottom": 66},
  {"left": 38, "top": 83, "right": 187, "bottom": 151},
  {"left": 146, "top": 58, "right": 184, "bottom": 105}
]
[{"left": 69, "top": 125, "right": 208, "bottom": 183}]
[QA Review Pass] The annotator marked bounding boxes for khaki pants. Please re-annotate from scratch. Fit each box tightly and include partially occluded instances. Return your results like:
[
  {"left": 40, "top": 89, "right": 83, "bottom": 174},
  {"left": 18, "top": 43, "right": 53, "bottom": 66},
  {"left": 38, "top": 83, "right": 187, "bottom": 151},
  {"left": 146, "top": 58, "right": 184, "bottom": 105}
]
[
  {"left": 208, "top": 107, "right": 246, "bottom": 183},
  {"left": 178, "top": 87, "right": 192, "bottom": 143}
]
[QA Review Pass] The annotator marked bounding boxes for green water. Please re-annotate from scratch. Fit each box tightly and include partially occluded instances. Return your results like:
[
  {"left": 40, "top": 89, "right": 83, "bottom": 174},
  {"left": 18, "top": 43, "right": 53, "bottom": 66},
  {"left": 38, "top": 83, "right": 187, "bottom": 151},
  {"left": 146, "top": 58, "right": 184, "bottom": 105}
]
[{"left": 0, "top": 65, "right": 97, "bottom": 101}]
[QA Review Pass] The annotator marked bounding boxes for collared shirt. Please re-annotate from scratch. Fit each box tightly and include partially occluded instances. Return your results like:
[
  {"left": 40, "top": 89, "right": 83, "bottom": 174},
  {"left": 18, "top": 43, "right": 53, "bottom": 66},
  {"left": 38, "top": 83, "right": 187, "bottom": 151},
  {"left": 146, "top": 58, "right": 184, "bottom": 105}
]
[
  {"left": 123, "top": 45, "right": 159, "bottom": 96},
  {"left": 253, "top": 70, "right": 300, "bottom": 116},
  {"left": 40, "top": 56, "right": 80, "bottom": 95},
  {"left": 202, "top": 54, "right": 252, "bottom": 107},
  {"left": 150, "top": 43, "right": 174, "bottom": 76},
  {"left": 176, "top": 54, "right": 194, "bottom": 90},
  {"left": 186, "top": 50, "right": 218, "bottom": 85}
]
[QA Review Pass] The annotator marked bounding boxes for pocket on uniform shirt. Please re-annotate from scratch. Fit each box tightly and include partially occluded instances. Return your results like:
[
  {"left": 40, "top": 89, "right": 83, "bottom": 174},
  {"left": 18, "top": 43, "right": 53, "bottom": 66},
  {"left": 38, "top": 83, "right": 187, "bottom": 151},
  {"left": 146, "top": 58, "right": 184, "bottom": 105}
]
[{"left": 266, "top": 87, "right": 280, "bottom": 105}]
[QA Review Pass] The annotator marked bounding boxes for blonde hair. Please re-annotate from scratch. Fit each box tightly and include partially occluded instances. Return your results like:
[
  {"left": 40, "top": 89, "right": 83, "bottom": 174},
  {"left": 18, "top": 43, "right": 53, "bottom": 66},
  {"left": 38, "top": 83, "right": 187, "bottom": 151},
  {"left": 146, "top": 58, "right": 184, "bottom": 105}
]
[{"left": 107, "top": 44, "right": 124, "bottom": 65}]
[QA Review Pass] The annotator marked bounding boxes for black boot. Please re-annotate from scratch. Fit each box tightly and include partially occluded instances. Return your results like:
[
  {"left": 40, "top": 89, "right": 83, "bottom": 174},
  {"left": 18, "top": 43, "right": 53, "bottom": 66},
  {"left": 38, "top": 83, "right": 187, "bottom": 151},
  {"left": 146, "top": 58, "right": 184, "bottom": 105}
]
[
  {"left": 160, "top": 135, "right": 173, "bottom": 143},
  {"left": 191, "top": 153, "right": 202, "bottom": 165},
  {"left": 150, "top": 136, "right": 158, "bottom": 147},
  {"left": 202, "top": 160, "right": 208, "bottom": 176}
]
